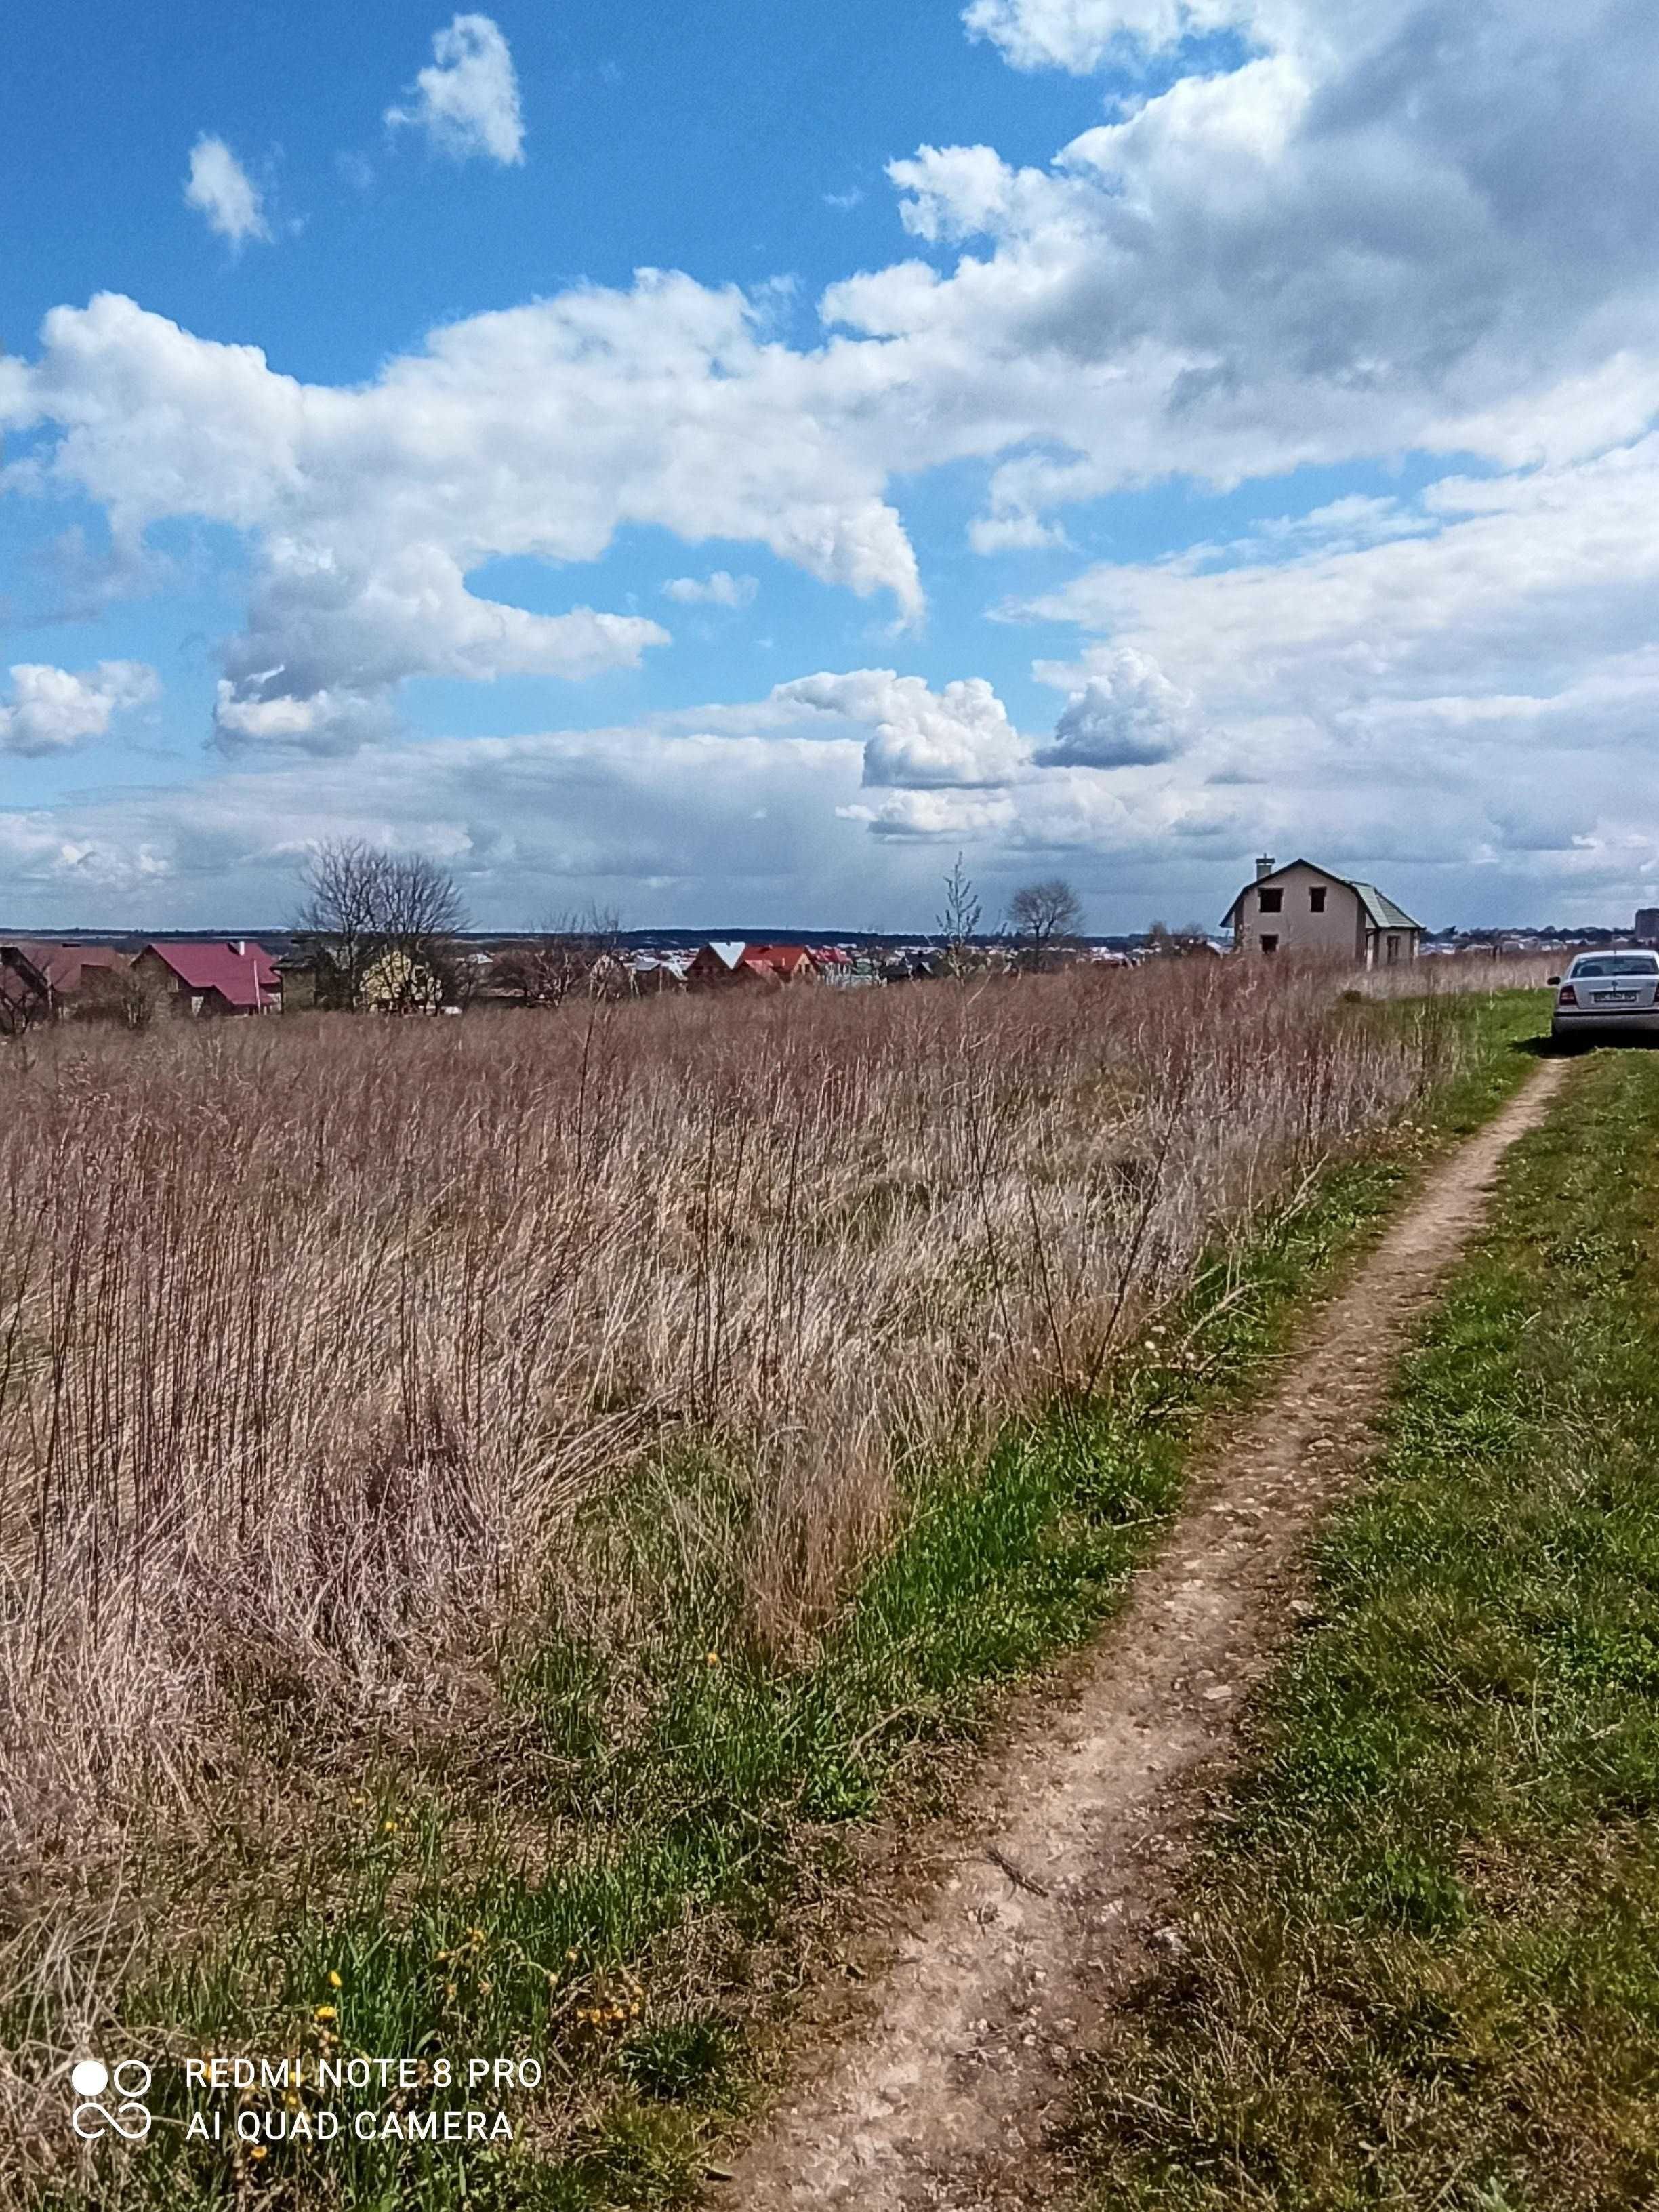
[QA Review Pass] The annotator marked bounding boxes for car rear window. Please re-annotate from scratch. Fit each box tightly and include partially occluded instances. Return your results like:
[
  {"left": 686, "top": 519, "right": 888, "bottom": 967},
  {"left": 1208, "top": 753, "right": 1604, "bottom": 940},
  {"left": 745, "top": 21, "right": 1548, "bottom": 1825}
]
[{"left": 1569, "top": 954, "right": 1659, "bottom": 978}]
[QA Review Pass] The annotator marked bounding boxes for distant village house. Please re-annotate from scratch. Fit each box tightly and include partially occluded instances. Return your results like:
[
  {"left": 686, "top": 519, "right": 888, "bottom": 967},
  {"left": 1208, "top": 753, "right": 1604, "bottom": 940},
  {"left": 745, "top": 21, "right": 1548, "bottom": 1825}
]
[
  {"left": 684, "top": 942, "right": 819, "bottom": 989},
  {"left": 628, "top": 954, "right": 689, "bottom": 994},
  {"left": 356, "top": 947, "right": 446, "bottom": 1013},
  {"left": 741, "top": 943, "right": 817, "bottom": 984},
  {"left": 130, "top": 941, "right": 282, "bottom": 1016},
  {"left": 684, "top": 941, "right": 747, "bottom": 987},
  {"left": 0, "top": 942, "right": 131, "bottom": 1029},
  {"left": 1223, "top": 858, "right": 1424, "bottom": 968}
]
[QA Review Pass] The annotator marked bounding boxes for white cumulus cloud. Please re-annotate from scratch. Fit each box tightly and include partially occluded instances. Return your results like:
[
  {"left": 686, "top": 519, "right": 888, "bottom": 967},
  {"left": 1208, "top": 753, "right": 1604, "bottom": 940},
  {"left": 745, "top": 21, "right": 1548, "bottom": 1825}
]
[
  {"left": 1023, "top": 437, "right": 1659, "bottom": 721},
  {"left": 183, "top": 136, "right": 270, "bottom": 249},
  {"left": 823, "top": 0, "right": 1659, "bottom": 554},
  {"left": 386, "top": 14, "right": 525, "bottom": 166},
  {"left": 775, "top": 670, "right": 1031, "bottom": 788},
  {"left": 0, "top": 287, "right": 920, "bottom": 752},
  {"left": 0, "top": 661, "right": 159, "bottom": 758},
  {"left": 663, "top": 571, "right": 758, "bottom": 607},
  {"left": 1004, "top": 428, "right": 1659, "bottom": 913},
  {"left": 1038, "top": 649, "right": 1196, "bottom": 767},
  {"left": 10, "top": 0, "right": 1659, "bottom": 928}
]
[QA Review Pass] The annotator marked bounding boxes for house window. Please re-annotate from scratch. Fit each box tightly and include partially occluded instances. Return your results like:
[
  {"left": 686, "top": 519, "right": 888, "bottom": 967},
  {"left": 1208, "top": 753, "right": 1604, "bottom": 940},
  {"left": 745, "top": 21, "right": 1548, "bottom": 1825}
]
[
  {"left": 1309, "top": 887, "right": 1326, "bottom": 913},
  {"left": 1260, "top": 934, "right": 1279, "bottom": 955},
  {"left": 1258, "top": 888, "right": 1283, "bottom": 914}
]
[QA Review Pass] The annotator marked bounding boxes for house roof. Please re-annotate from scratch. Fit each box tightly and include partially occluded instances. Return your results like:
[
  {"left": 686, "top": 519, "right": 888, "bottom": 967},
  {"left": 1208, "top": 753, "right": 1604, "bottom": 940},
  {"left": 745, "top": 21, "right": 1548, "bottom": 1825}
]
[
  {"left": 696, "top": 940, "right": 747, "bottom": 970},
  {"left": 140, "top": 941, "right": 280, "bottom": 1009},
  {"left": 1, "top": 941, "right": 128, "bottom": 998},
  {"left": 1347, "top": 882, "right": 1424, "bottom": 933},
  {"left": 1221, "top": 859, "right": 1425, "bottom": 934},
  {"left": 741, "top": 943, "right": 815, "bottom": 977},
  {"left": 0, "top": 945, "right": 51, "bottom": 1007}
]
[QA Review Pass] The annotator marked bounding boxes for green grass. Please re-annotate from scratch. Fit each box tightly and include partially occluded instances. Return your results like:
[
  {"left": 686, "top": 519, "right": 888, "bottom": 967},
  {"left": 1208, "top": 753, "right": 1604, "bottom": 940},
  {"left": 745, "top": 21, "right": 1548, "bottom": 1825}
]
[
  {"left": 26, "top": 993, "right": 1548, "bottom": 2211},
  {"left": 1073, "top": 1040, "right": 1659, "bottom": 2211}
]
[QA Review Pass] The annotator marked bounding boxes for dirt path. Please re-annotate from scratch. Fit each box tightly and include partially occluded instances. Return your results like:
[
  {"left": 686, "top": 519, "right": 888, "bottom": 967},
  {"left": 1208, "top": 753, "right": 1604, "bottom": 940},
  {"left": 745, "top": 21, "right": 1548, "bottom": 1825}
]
[{"left": 721, "top": 1061, "right": 1568, "bottom": 2212}]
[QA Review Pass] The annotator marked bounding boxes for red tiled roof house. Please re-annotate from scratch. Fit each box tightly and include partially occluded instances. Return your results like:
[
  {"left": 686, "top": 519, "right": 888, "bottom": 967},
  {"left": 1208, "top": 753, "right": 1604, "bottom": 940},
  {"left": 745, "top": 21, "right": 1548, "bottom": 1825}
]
[
  {"left": 131, "top": 941, "right": 282, "bottom": 1017},
  {"left": 683, "top": 942, "right": 821, "bottom": 991},
  {"left": 738, "top": 944, "right": 819, "bottom": 985}
]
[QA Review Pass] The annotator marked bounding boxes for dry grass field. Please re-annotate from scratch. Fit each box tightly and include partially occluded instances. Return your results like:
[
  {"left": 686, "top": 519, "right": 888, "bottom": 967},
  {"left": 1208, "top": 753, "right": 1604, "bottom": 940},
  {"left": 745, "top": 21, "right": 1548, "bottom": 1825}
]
[
  {"left": 1, "top": 962, "right": 1449, "bottom": 1864},
  {"left": 0, "top": 959, "right": 1544, "bottom": 2206},
  {"left": 1357, "top": 950, "right": 1562, "bottom": 998}
]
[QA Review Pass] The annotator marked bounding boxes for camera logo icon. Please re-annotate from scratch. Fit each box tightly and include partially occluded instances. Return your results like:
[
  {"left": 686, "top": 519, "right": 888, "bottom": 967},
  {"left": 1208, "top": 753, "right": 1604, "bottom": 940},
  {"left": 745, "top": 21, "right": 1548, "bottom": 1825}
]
[{"left": 70, "top": 2058, "right": 152, "bottom": 2142}]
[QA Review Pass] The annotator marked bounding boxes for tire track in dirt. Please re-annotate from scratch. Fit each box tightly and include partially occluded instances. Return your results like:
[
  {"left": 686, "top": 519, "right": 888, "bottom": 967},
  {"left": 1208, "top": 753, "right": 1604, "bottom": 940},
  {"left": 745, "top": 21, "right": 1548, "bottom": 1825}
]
[{"left": 720, "top": 1060, "right": 1568, "bottom": 2212}]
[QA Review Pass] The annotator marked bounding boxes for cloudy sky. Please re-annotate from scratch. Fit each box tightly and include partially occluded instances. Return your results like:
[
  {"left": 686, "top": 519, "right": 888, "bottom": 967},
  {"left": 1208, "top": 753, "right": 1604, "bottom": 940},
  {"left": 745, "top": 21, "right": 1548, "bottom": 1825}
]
[{"left": 3, "top": 0, "right": 1658, "bottom": 933}]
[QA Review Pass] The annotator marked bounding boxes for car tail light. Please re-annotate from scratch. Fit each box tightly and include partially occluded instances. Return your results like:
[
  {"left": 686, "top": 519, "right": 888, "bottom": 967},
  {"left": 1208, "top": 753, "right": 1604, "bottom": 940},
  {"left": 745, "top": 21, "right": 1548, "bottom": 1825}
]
[{"left": 1558, "top": 985, "right": 1578, "bottom": 1006}]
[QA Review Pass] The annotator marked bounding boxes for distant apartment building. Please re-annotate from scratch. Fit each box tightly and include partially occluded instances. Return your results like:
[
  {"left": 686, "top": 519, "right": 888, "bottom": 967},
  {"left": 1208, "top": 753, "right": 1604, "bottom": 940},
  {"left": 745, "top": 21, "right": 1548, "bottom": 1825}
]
[
  {"left": 1223, "top": 857, "right": 1425, "bottom": 968},
  {"left": 1635, "top": 909, "right": 1659, "bottom": 945}
]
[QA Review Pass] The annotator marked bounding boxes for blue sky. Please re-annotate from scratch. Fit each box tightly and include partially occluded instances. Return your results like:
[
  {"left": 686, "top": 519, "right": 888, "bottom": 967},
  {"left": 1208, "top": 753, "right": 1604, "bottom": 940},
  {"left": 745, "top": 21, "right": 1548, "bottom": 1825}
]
[{"left": 4, "top": 0, "right": 1659, "bottom": 932}]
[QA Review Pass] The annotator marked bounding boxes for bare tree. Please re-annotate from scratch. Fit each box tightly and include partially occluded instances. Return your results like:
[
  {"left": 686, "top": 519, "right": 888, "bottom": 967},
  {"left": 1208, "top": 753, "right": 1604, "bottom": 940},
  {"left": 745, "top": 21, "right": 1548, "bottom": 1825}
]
[
  {"left": 106, "top": 967, "right": 169, "bottom": 1029},
  {"left": 489, "top": 905, "right": 626, "bottom": 1008},
  {"left": 562, "top": 903, "right": 627, "bottom": 1000},
  {"left": 935, "top": 853, "right": 983, "bottom": 976},
  {"left": 294, "top": 840, "right": 468, "bottom": 1011},
  {"left": 1145, "top": 918, "right": 1214, "bottom": 960},
  {"left": 295, "top": 838, "right": 386, "bottom": 1010},
  {"left": 377, "top": 853, "right": 468, "bottom": 1010},
  {"left": 1007, "top": 878, "right": 1084, "bottom": 973}
]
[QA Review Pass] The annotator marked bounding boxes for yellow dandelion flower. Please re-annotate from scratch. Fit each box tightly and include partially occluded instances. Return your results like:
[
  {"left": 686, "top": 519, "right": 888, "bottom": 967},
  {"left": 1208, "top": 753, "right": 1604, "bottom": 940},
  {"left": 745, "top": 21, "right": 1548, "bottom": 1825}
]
[
  {"left": 249, "top": 2144, "right": 268, "bottom": 2160},
  {"left": 381, "top": 1819, "right": 397, "bottom": 1835},
  {"left": 327, "top": 1969, "right": 342, "bottom": 1989},
  {"left": 705, "top": 1650, "right": 720, "bottom": 1666},
  {"left": 314, "top": 2005, "right": 337, "bottom": 2022}
]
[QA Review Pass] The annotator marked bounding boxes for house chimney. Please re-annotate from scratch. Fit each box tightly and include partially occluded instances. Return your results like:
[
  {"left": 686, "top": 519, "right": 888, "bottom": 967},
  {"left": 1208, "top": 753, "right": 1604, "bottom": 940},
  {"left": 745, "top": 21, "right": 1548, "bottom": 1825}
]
[
  {"left": 1255, "top": 855, "right": 1276, "bottom": 881},
  {"left": 230, "top": 939, "right": 247, "bottom": 956}
]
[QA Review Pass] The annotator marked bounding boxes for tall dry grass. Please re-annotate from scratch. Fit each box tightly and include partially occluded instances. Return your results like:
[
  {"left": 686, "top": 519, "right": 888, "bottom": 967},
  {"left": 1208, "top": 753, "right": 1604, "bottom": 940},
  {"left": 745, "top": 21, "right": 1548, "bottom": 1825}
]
[
  {"left": 1356, "top": 950, "right": 1566, "bottom": 996},
  {"left": 0, "top": 961, "right": 1462, "bottom": 1874}
]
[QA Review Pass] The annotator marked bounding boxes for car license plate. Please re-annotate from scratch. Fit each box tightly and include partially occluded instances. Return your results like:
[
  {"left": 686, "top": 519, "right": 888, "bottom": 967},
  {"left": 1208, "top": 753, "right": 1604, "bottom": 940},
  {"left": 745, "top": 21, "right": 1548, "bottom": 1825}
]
[{"left": 1596, "top": 989, "right": 1640, "bottom": 1003}]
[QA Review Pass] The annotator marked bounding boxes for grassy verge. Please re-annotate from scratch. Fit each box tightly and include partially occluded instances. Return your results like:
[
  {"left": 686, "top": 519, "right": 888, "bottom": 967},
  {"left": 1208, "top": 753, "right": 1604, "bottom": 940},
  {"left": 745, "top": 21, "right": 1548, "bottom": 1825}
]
[
  {"left": 26, "top": 992, "right": 1546, "bottom": 2211},
  {"left": 1073, "top": 1038, "right": 1659, "bottom": 2210}
]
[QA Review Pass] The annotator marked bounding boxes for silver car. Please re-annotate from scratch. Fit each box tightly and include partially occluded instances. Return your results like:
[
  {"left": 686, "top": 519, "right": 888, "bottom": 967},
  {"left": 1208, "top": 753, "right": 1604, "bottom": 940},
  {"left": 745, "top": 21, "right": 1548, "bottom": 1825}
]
[{"left": 1550, "top": 951, "right": 1659, "bottom": 1041}]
